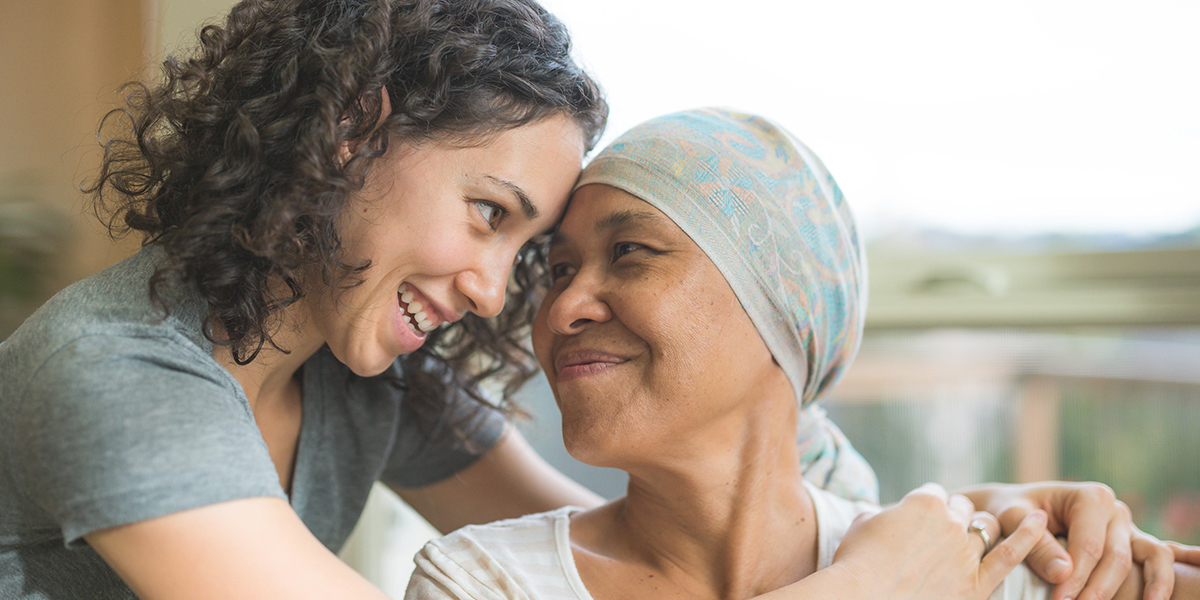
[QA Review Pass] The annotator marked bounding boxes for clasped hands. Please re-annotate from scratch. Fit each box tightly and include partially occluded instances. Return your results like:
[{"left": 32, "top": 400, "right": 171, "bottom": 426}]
[{"left": 834, "top": 481, "right": 1199, "bottom": 600}]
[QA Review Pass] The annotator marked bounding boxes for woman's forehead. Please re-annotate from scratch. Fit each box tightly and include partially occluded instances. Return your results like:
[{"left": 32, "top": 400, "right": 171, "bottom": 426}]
[{"left": 555, "top": 184, "right": 676, "bottom": 241}]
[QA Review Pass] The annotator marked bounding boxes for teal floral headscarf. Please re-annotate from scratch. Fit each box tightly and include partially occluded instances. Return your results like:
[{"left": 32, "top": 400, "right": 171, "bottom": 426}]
[{"left": 575, "top": 108, "right": 878, "bottom": 502}]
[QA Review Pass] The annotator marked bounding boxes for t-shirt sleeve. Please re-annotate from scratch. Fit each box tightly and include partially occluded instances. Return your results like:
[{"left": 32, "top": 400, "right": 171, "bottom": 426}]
[
  {"left": 378, "top": 379, "right": 507, "bottom": 490},
  {"left": 10, "top": 333, "right": 286, "bottom": 546}
]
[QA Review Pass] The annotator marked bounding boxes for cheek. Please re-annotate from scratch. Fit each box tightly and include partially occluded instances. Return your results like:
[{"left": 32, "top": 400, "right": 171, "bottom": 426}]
[
  {"left": 530, "top": 295, "right": 556, "bottom": 373},
  {"left": 647, "top": 277, "right": 755, "bottom": 380}
]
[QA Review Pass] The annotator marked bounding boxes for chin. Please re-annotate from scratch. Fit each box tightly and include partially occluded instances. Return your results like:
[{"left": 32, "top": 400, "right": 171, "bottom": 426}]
[
  {"left": 350, "top": 360, "right": 394, "bottom": 378},
  {"left": 334, "top": 345, "right": 398, "bottom": 378},
  {"left": 562, "top": 422, "right": 624, "bottom": 469}
]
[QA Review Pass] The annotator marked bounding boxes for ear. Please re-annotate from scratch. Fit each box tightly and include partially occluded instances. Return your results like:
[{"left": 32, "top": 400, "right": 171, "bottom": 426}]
[
  {"left": 378, "top": 86, "right": 393, "bottom": 121},
  {"left": 338, "top": 87, "right": 394, "bottom": 163}
]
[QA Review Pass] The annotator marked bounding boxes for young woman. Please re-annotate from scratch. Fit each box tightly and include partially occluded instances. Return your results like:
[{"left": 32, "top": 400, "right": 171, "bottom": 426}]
[{"left": 0, "top": 1, "right": 605, "bottom": 598}]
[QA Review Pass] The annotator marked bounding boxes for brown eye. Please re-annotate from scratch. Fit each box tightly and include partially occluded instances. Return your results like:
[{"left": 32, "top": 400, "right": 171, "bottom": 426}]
[
  {"left": 474, "top": 201, "right": 506, "bottom": 230},
  {"left": 549, "top": 262, "right": 576, "bottom": 283},
  {"left": 612, "top": 242, "right": 643, "bottom": 261}
]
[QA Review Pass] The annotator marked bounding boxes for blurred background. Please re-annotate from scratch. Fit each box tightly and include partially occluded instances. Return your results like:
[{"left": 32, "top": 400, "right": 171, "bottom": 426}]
[{"left": 3, "top": 0, "right": 1197, "bottom": 595}]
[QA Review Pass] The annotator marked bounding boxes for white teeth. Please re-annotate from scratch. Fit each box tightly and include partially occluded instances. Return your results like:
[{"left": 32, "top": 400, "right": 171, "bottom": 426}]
[{"left": 398, "top": 284, "right": 437, "bottom": 333}]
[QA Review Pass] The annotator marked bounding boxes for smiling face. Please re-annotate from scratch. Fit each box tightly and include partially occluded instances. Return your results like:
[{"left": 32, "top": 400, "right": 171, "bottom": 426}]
[
  {"left": 305, "top": 114, "right": 585, "bottom": 377},
  {"left": 532, "top": 184, "right": 794, "bottom": 468}
]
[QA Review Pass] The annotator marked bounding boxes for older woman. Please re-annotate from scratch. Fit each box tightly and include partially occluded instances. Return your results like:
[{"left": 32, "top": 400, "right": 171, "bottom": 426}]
[{"left": 404, "top": 109, "right": 1200, "bottom": 600}]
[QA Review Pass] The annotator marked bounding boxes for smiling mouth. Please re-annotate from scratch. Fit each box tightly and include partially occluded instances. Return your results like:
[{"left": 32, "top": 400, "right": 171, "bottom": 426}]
[
  {"left": 554, "top": 350, "right": 628, "bottom": 382},
  {"left": 399, "top": 283, "right": 437, "bottom": 334}
]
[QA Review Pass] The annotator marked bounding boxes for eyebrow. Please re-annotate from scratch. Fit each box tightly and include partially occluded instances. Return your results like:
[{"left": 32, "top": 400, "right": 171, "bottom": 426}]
[
  {"left": 549, "top": 208, "right": 661, "bottom": 247},
  {"left": 594, "top": 209, "right": 660, "bottom": 234},
  {"left": 486, "top": 176, "right": 538, "bottom": 220}
]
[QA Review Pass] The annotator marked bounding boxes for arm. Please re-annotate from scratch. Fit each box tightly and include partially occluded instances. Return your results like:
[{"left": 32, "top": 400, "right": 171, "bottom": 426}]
[
  {"left": 392, "top": 425, "right": 603, "bottom": 533},
  {"left": 86, "top": 497, "right": 391, "bottom": 600},
  {"left": 960, "top": 481, "right": 1179, "bottom": 600}
]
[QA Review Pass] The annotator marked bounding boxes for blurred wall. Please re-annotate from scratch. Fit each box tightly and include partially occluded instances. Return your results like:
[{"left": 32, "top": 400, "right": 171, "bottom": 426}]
[
  {"left": 0, "top": 0, "right": 235, "bottom": 336},
  {"left": 0, "top": 1, "right": 147, "bottom": 298}
]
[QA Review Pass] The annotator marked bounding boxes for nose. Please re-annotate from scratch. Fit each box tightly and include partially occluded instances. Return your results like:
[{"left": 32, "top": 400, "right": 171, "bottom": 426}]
[
  {"left": 457, "top": 252, "right": 511, "bottom": 319},
  {"left": 545, "top": 272, "right": 612, "bottom": 335}
]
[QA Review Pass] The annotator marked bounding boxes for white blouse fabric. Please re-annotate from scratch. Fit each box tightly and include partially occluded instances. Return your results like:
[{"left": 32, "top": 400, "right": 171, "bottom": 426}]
[{"left": 405, "top": 482, "right": 1049, "bottom": 600}]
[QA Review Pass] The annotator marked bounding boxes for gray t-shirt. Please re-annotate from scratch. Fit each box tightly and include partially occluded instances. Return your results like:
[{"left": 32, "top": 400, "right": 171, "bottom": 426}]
[{"left": 0, "top": 246, "right": 505, "bottom": 599}]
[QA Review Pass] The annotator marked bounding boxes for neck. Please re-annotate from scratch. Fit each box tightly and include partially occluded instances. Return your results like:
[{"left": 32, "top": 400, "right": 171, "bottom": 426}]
[
  {"left": 211, "top": 303, "right": 324, "bottom": 410},
  {"left": 585, "top": 392, "right": 819, "bottom": 600}
]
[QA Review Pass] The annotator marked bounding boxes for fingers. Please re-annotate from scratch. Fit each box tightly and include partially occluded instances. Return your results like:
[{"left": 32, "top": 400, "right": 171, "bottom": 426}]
[
  {"left": 1068, "top": 502, "right": 1133, "bottom": 600},
  {"left": 1168, "top": 541, "right": 1200, "bottom": 566},
  {"left": 997, "top": 499, "right": 1076, "bottom": 586},
  {"left": 1022, "top": 530, "right": 1074, "bottom": 584},
  {"left": 901, "top": 483, "right": 970, "bottom": 526},
  {"left": 968, "top": 511, "right": 1001, "bottom": 557},
  {"left": 948, "top": 493, "right": 976, "bottom": 527},
  {"left": 1041, "top": 485, "right": 1118, "bottom": 600},
  {"left": 1133, "top": 527, "right": 1176, "bottom": 600},
  {"left": 980, "top": 510, "right": 1048, "bottom": 591},
  {"left": 906, "top": 482, "right": 950, "bottom": 504}
]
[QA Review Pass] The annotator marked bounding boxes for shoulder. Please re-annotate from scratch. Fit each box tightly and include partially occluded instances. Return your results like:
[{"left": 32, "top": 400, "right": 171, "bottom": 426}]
[
  {"left": 408, "top": 507, "right": 581, "bottom": 600},
  {"left": 804, "top": 480, "right": 880, "bottom": 569},
  {"left": 2, "top": 246, "right": 211, "bottom": 380},
  {"left": 2, "top": 246, "right": 224, "bottom": 409}
]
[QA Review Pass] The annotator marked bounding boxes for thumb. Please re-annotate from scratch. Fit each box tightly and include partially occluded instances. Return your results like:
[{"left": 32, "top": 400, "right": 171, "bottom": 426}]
[
  {"left": 1023, "top": 531, "right": 1072, "bottom": 584},
  {"left": 997, "top": 503, "right": 1070, "bottom": 584},
  {"left": 980, "top": 511, "right": 1048, "bottom": 590}
]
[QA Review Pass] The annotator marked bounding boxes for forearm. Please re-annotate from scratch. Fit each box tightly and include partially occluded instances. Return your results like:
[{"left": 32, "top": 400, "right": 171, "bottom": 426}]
[
  {"left": 394, "top": 426, "right": 603, "bottom": 533},
  {"left": 87, "top": 497, "right": 391, "bottom": 600}
]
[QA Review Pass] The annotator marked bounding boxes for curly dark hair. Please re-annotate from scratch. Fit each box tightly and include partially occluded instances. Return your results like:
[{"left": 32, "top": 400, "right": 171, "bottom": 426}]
[{"left": 86, "top": 0, "right": 607, "bottom": 440}]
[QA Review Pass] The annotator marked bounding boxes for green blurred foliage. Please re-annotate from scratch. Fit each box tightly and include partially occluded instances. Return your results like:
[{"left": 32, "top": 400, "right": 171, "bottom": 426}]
[
  {"left": 827, "top": 378, "right": 1200, "bottom": 546},
  {"left": 1060, "top": 381, "right": 1200, "bottom": 545},
  {"left": 0, "top": 196, "right": 67, "bottom": 337}
]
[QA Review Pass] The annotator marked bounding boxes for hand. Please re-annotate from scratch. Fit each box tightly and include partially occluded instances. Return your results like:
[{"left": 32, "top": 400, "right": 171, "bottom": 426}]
[
  {"left": 833, "top": 483, "right": 1048, "bottom": 600},
  {"left": 967, "top": 481, "right": 1176, "bottom": 600}
]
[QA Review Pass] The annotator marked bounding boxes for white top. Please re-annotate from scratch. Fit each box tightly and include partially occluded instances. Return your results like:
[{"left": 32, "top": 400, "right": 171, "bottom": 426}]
[{"left": 405, "top": 482, "right": 1048, "bottom": 600}]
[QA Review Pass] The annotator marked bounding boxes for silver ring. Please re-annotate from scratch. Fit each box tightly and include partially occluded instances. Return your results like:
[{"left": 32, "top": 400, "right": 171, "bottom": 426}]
[{"left": 968, "top": 519, "right": 993, "bottom": 552}]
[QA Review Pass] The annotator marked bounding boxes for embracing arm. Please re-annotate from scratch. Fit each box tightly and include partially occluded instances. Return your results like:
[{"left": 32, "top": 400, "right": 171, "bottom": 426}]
[
  {"left": 392, "top": 425, "right": 603, "bottom": 534},
  {"left": 86, "top": 497, "right": 391, "bottom": 600}
]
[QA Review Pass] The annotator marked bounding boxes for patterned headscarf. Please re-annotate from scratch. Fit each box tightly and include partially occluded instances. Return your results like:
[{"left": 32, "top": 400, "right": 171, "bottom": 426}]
[{"left": 575, "top": 108, "right": 878, "bottom": 502}]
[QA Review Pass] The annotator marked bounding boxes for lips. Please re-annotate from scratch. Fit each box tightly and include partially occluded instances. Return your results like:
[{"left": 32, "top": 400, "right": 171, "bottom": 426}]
[{"left": 553, "top": 348, "right": 628, "bottom": 383}]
